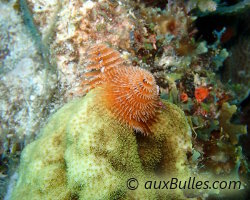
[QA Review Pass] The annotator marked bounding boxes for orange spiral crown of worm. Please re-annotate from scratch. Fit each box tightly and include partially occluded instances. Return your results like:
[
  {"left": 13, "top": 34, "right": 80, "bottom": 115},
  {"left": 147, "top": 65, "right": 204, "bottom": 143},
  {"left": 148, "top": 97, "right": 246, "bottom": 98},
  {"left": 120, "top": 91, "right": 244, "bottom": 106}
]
[{"left": 82, "top": 44, "right": 160, "bottom": 134}]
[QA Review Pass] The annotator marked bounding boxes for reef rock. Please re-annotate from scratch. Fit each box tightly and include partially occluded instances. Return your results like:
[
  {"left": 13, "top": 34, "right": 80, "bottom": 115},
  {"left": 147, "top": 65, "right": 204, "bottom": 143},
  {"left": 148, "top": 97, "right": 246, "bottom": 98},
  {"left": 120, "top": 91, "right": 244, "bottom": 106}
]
[{"left": 0, "top": 0, "right": 58, "bottom": 188}]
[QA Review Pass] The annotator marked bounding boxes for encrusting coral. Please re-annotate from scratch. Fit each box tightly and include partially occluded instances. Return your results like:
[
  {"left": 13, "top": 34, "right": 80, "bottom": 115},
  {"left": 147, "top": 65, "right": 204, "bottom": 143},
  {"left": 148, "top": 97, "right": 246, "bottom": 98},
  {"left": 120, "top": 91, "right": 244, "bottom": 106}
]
[{"left": 10, "top": 88, "right": 193, "bottom": 200}]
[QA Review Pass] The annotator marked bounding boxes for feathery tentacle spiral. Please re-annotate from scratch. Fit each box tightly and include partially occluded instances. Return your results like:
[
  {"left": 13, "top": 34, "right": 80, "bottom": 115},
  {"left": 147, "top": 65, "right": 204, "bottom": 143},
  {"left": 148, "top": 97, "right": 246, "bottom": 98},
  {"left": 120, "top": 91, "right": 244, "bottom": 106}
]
[{"left": 82, "top": 44, "right": 160, "bottom": 134}]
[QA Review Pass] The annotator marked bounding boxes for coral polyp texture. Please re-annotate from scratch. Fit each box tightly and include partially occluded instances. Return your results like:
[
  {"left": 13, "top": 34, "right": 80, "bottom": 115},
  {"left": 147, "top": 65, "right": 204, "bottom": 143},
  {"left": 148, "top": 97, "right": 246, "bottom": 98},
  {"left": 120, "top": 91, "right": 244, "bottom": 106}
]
[
  {"left": 10, "top": 89, "right": 193, "bottom": 200},
  {"left": 1, "top": 0, "right": 249, "bottom": 199},
  {"left": 82, "top": 45, "right": 160, "bottom": 134}
]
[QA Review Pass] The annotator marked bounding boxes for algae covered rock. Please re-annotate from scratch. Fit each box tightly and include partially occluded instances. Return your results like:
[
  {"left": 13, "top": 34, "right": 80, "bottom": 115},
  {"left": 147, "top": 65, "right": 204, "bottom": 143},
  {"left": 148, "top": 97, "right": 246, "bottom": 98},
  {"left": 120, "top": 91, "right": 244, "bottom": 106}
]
[{"left": 10, "top": 88, "right": 193, "bottom": 200}]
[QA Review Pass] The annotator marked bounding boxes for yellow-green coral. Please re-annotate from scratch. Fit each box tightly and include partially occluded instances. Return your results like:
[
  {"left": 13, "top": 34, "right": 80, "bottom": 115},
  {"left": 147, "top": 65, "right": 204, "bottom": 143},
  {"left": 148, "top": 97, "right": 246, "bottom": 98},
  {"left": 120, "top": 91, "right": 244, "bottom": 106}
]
[
  {"left": 10, "top": 88, "right": 193, "bottom": 200},
  {"left": 219, "top": 102, "right": 247, "bottom": 145}
]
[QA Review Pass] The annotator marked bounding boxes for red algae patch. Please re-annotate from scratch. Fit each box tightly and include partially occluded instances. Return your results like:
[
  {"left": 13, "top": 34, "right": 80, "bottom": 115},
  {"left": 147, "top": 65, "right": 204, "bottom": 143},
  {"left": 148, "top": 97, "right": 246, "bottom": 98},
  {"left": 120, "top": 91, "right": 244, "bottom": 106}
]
[{"left": 82, "top": 44, "right": 160, "bottom": 134}]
